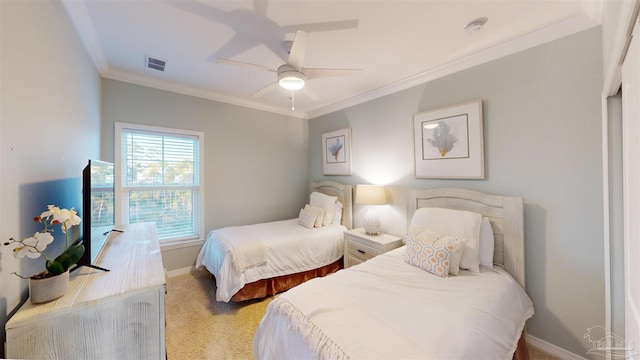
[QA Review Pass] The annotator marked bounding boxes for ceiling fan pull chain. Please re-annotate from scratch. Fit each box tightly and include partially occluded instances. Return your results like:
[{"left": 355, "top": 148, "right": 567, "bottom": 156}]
[{"left": 290, "top": 91, "right": 295, "bottom": 110}]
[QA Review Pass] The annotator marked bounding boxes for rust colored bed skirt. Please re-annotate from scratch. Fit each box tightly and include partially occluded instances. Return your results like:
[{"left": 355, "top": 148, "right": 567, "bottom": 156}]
[
  {"left": 217, "top": 258, "right": 343, "bottom": 302},
  {"left": 513, "top": 330, "right": 530, "bottom": 360}
]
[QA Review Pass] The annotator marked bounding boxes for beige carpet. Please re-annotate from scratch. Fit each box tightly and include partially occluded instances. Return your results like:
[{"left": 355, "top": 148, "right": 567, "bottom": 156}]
[{"left": 165, "top": 270, "right": 561, "bottom": 360}]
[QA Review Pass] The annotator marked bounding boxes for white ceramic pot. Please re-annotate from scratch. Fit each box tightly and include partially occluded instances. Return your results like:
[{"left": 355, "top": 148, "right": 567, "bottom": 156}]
[{"left": 29, "top": 270, "right": 69, "bottom": 304}]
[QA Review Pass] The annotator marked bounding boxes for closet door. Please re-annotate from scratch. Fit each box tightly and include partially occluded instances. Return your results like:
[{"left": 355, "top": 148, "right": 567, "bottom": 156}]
[{"left": 622, "top": 18, "right": 640, "bottom": 359}]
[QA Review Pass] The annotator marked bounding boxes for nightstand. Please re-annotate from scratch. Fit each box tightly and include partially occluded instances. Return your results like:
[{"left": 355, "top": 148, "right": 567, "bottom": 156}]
[{"left": 343, "top": 228, "right": 403, "bottom": 268}]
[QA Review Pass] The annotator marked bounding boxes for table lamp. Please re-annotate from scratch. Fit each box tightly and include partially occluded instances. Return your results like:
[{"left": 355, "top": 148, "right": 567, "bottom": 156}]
[{"left": 355, "top": 185, "right": 387, "bottom": 235}]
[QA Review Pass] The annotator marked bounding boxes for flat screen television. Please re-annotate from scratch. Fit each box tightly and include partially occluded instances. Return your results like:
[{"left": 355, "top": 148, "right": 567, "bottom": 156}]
[{"left": 72, "top": 159, "right": 116, "bottom": 272}]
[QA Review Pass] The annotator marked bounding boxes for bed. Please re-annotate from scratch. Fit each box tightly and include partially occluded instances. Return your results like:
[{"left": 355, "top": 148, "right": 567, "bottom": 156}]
[
  {"left": 196, "top": 181, "right": 353, "bottom": 302},
  {"left": 253, "top": 188, "right": 534, "bottom": 359}
]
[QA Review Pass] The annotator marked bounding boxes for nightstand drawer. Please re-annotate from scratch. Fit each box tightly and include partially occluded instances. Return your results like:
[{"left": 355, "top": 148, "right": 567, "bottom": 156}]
[
  {"left": 343, "top": 228, "right": 403, "bottom": 268},
  {"left": 347, "top": 254, "right": 365, "bottom": 267},
  {"left": 348, "top": 241, "right": 378, "bottom": 260}
]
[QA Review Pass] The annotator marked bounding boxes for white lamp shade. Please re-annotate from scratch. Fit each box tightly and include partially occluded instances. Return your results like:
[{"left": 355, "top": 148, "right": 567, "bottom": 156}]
[{"left": 355, "top": 185, "right": 387, "bottom": 205}]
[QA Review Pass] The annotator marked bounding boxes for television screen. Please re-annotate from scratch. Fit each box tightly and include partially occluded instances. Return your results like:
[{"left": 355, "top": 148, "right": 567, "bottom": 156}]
[{"left": 75, "top": 160, "right": 115, "bottom": 272}]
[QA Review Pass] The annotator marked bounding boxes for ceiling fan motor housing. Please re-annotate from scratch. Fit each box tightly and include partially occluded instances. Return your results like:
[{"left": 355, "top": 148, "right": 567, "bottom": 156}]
[{"left": 278, "top": 64, "right": 306, "bottom": 90}]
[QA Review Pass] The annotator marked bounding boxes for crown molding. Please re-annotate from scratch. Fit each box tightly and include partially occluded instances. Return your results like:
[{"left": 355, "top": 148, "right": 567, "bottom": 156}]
[
  {"left": 103, "top": 69, "right": 308, "bottom": 119},
  {"left": 307, "top": 13, "right": 599, "bottom": 119},
  {"left": 61, "top": 0, "right": 109, "bottom": 76},
  {"left": 63, "top": 1, "right": 599, "bottom": 121}
]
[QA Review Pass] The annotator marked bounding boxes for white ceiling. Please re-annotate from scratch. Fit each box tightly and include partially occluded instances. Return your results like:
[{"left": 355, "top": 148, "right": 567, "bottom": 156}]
[{"left": 62, "top": 0, "right": 603, "bottom": 119}]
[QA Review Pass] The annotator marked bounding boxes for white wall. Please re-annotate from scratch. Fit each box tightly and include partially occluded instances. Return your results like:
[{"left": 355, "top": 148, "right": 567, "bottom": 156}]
[
  {"left": 0, "top": 0, "right": 101, "bottom": 355},
  {"left": 100, "top": 79, "right": 309, "bottom": 270},
  {"left": 309, "top": 28, "right": 604, "bottom": 358}
]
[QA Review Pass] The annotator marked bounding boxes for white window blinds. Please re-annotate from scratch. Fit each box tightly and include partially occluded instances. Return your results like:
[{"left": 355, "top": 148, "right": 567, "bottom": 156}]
[{"left": 117, "top": 123, "right": 204, "bottom": 243}]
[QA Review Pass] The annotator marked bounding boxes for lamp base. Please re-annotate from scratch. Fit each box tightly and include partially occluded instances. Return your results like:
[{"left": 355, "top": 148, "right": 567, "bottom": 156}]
[{"left": 363, "top": 208, "right": 380, "bottom": 236}]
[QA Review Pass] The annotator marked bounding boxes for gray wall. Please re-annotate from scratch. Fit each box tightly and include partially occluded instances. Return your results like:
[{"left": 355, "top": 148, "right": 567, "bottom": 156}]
[
  {"left": 0, "top": 1, "right": 101, "bottom": 356},
  {"left": 100, "top": 80, "right": 309, "bottom": 270},
  {"left": 309, "top": 28, "right": 604, "bottom": 357}
]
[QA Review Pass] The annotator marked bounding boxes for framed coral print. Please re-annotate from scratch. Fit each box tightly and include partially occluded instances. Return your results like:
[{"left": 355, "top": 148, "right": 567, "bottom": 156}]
[
  {"left": 413, "top": 100, "right": 484, "bottom": 179},
  {"left": 322, "top": 127, "right": 352, "bottom": 175}
]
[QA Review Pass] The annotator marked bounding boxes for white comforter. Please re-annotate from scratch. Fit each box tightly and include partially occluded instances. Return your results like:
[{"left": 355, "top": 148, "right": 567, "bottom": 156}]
[
  {"left": 196, "top": 219, "right": 346, "bottom": 302},
  {"left": 254, "top": 247, "right": 534, "bottom": 360}
]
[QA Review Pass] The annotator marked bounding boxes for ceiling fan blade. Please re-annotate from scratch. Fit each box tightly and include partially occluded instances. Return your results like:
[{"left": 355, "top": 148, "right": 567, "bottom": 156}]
[
  {"left": 287, "top": 30, "right": 308, "bottom": 71},
  {"left": 283, "top": 19, "right": 359, "bottom": 33},
  {"left": 253, "top": 81, "right": 279, "bottom": 98},
  {"left": 217, "top": 58, "right": 276, "bottom": 72},
  {"left": 301, "top": 85, "right": 320, "bottom": 101},
  {"left": 304, "top": 68, "right": 362, "bottom": 79}
]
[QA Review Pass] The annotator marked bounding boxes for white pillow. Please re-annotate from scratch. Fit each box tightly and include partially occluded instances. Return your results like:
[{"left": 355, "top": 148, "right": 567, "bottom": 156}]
[
  {"left": 479, "top": 217, "right": 495, "bottom": 268},
  {"left": 304, "top": 204, "right": 326, "bottom": 228},
  {"left": 297, "top": 208, "right": 317, "bottom": 229},
  {"left": 332, "top": 201, "right": 343, "bottom": 225},
  {"left": 310, "top": 192, "right": 338, "bottom": 226},
  {"left": 410, "top": 207, "right": 482, "bottom": 273}
]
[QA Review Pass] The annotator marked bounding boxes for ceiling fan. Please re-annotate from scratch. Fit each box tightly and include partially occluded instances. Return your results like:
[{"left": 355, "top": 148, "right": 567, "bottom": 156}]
[{"left": 217, "top": 30, "right": 361, "bottom": 107}]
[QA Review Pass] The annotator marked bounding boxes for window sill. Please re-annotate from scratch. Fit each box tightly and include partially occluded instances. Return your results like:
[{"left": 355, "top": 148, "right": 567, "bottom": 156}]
[{"left": 160, "top": 238, "right": 205, "bottom": 251}]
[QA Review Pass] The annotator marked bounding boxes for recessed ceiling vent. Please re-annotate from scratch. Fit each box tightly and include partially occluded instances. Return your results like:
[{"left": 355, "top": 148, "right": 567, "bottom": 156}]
[{"left": 146, "top": 55, "right": 166, "bottom": 72}]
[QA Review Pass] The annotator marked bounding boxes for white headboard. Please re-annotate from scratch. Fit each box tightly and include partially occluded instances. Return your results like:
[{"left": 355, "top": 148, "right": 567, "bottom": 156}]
[
  {"left": 408, "top": 188, "right": 525, "bottom": 288},
  {"left": 311, "top": 181, "right": 353, "bottom": 230}
]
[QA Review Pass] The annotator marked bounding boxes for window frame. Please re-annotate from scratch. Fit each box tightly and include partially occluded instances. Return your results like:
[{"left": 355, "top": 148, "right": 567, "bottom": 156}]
[{"left": 115, "top": 122, "right": 205, "bottom": 249}]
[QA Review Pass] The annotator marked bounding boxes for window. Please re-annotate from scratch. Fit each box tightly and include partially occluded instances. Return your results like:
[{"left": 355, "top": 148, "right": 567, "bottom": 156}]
[{"left": 115, "top": 123, "right": 204, "bottom": 246}]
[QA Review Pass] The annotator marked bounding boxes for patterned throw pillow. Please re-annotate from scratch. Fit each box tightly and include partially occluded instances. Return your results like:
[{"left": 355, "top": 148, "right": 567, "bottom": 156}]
[
  {"left": 297, "top": 208, "right": 318, "bottom": 229},
  {"left": 406, "top": 228, "right": 466, "bottom": 276},
  {"left": 404, "top": 234, "right": 465, "bottom": 277}
]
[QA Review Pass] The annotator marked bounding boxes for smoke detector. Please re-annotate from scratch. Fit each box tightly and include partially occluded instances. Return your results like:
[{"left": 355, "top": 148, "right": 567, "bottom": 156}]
[{"left": 464, "top": 17, "right": 488, "bottom": 35}]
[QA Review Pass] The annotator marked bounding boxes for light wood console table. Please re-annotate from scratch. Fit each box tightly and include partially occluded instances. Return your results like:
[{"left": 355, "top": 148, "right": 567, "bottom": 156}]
[{"left": 6, "top": 222, "right": 166, "bottom": 359}]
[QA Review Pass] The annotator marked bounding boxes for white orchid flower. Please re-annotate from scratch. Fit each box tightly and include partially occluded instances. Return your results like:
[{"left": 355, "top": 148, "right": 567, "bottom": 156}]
[
  {"left": 5, "top": 204, "right": 83, "bottom": 277},
  {"left": 67, "top": 209, "right": 81, "bottom": 227},
  {"left": 13, "top": 232, "right": 53, "bottom": 259},
  {"left": 43, "top": 206, "right": 81, "bottom": 232}
]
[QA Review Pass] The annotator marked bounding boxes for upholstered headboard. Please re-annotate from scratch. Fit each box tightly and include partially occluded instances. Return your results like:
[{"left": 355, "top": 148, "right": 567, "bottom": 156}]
[
  {"left": 311, "top": 181, "right": 353, "bottom": 230},
  {"left": 408, "top": 188, "right": 525, "bottom": 288}
]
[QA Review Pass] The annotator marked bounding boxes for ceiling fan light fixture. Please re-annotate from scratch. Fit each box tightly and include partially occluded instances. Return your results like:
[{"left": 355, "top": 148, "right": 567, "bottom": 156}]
[{"left": 278, "top": 70, "right": 306, "bottom": 90}]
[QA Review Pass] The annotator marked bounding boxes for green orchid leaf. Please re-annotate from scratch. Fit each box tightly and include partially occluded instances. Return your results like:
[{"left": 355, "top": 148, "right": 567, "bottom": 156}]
[
  {"left": 45, "top": 260, "right": 64, "bottom": 275},
  {"left": 54, "top": 253, "right": 72, "bottom": 270},
  {"left": 66, "top": 244, "right": 85, "bottom": 265}
]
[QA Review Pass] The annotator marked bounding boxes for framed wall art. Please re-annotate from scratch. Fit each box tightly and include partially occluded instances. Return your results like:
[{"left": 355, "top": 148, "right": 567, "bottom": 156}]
[
  {"left": 413, "top": 100, "right": 484, "bottom": 179},
  {"left": 322, "top": 127, "right": 352, "bottom": 175}
]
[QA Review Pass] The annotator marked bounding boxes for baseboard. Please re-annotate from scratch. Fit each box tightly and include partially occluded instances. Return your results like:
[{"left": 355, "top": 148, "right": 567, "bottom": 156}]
[
  {"left": 166, "top": 266, "right": 197, "bottom": 278},
  {"left": 527, "top": 334, "right": 588, "bottom": 360}
]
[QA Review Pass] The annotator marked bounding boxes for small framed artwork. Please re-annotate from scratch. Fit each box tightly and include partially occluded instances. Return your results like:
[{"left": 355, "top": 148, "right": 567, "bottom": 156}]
[
  {"left": 413, "top": 100, "right": 484, "bottom": 179},
  {"left": 322, "top": 127, "right": 352, "bottom": 175}
]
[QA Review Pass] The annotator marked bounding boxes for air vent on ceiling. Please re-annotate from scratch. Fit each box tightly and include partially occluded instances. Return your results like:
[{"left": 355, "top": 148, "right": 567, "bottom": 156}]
[{"left": 146, "top": 55, "right": 166, "bottom": 72}]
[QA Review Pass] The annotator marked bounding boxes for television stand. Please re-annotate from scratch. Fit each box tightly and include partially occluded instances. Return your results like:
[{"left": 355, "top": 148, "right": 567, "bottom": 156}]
[
  {"left": 5, "top": 222, "right": 166, "bottom": 359},
  {"left": 70, "top": 263, "right": 110, "bottom": 273}
]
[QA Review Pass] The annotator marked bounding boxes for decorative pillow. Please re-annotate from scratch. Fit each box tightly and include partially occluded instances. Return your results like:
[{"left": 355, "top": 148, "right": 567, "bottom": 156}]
[
  {"left": 297, "top": 208, "right": 317, "bottom": 229},
  {"left": 479, "top": 217, "right": 494, "bottom": 268},
  {"left": 304, "top": 204, "right": 326, "bottom": 228},
  {"left": 310, "top": 192, "right": 339, "bottom": 226},
  {"left": 404, "top": 235, "right": 465, "bottom": 278},
  {"left": 410, "top": 207, "right": 482, "bottom": 273},
  {"left": 407, "top": 227, "right": 465, "bottom": 275}
]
